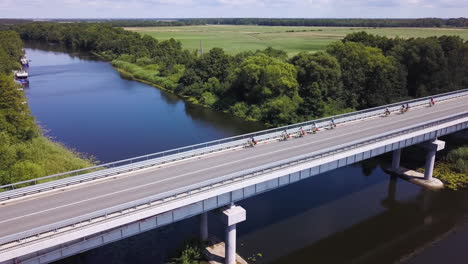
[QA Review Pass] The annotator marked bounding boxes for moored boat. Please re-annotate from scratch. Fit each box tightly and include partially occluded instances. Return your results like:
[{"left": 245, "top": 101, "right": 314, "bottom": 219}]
[
  {"left": 21, "top": 57, "right": 29, "bottom": 67},
  {"left": 14, "top": 70, "right": 29, "bottom": 84}
]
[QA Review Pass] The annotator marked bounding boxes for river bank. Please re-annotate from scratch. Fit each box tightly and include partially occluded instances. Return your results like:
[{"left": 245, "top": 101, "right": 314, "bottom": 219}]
[{"left": 0, "top": 32, "right": 94, "bottom": 188}]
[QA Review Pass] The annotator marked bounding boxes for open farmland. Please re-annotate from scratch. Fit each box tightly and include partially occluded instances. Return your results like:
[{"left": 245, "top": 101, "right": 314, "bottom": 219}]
[{"left": 126, "top": 25, "right": 468, "bottom": 55}]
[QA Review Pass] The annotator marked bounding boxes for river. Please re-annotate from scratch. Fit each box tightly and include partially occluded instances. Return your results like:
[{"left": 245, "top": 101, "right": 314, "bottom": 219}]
[{"left": 23, "top": 43, "right": 468, "bottom": 264}]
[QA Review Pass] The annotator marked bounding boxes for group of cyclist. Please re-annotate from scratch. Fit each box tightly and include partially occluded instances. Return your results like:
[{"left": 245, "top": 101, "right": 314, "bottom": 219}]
[
  {"left": 384, "top": 97, "right": 435, "bottom": 116},
  {"left": 246, "top": 97, "right": 436, "bottom": 148},
  {"left": 400, "top": 103, "right": 410, "bottom": 114}
]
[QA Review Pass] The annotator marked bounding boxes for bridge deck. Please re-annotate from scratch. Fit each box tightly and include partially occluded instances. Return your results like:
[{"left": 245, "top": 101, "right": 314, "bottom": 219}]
[{"left": 0, "top": 97, "right": 467, "bottom": 239}]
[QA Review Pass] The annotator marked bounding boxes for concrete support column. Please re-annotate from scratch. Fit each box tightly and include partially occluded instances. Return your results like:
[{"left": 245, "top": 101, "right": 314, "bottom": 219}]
[
  {"left": 420, "top": 139, "right": 445, "bottom": 181},
  {"left": 424, "top": 150, "right": 436, "bottom": 181},
  {"left": 200, "top": 212, "right": 208, "bottom": 242},
  {"left": 225, "top": 224, "right": 237, "bottom": 264},
  {"left": 222, "top": 204, "right": 246, "bottom": 264},
  {"left": 392, "top": 149, "right": 402, "bottom": 171}
]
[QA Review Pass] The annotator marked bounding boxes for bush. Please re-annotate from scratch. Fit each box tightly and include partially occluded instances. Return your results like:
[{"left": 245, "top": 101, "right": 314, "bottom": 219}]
[
  {"left": 170, "top": 240, "right": 204, "bottom": 264},
  {"left": 200, "top": 92, "right": 218, "bottom": 106},
  {"left": 446, "top": 147, "right": 468, "bottom": 173},
  {"left": 229, "top": 102, "right": 249, "bottom": 119}
]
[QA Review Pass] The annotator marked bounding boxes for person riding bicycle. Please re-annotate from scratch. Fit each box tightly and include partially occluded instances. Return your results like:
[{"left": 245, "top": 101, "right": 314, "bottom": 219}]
[
  {"left": 400, "top": 104, "right": 406, "bottom": 113},
  {"left": 311, "top": 122, "right": 319, "bottom": 133},
  {"left": 281, "top": 130, "right": 289, "bottom": 140},
  {"left": 430, "top": 97, "right": 435, "bottom": 106},
  {"left": 384, "top": 107, "right": 390, "bottom": 116},
  {"left": 329, "top": 118, "right": 336, "bottom": 128},
  {"left": 406, "top": 103, "right": 410, "bottom": 111},
  {"left": 251, "top": 137, "right": 257, "bottom": 145},
  {"left": 298, "top": 127, "right": 305, "bottom": 137}
]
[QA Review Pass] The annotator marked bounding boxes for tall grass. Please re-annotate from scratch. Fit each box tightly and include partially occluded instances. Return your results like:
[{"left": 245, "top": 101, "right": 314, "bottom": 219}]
[
  {"left": 1, "top": 135, "right": 95, "bottom": 188},
  {"left": 446, "top": 147, "right": 468, "bottom": 173},
  {"left": 112, "top": 60, "right": 178, "bottom": 90}
]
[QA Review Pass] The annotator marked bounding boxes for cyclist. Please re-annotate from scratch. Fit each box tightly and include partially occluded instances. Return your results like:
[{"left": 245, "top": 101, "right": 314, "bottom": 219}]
[
  {"left": 311, "top": 122, "right": 319, "bottom": 133},
  {"left": 298, "top": 127, "right": 305, "bottom": 137},
  {"left": 384, "top": 107, "right": 390, "bottom": 116},
  {"left": 281, "top": 130, "right": 289, "bottom": 141},
  {"left": 329, "top": 119, "right": 336, "bottom": 129},
  {"left": 251, "top": 137, "right": 257, "bottom": 145}
]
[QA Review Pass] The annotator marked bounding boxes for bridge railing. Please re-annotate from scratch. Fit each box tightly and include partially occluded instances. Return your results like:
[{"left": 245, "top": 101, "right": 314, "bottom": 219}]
[
  {"left": 1, "top": 111, "right": 466, "bottom": 248},
  {"left": 0, "top": 88, "right": 467, "bottom": 201}
]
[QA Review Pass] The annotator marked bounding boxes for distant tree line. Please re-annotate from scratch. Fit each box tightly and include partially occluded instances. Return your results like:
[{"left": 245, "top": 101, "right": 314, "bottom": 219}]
[
  {"left": 0, "top": 19, "right": 33, "bottom": 26},
  {"left": 0, "top": 30, "right": 93, "bottom": 187},
  {"left": 105, "top": 18, "right": 468, "bottom": 28},
  {"left": 10, "top": 23, "right": 468, "bottom": 127}
]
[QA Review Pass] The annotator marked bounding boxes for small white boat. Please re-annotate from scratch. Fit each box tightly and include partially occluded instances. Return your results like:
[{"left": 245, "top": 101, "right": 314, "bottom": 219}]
[
  {"left": 14, "top": 70, "right": 29, "bottom": 84},
  {"left": 21, "top": 57, "right": 28, "bottom": 66},
  {"left": 15, "top": 70, "right": 28, "bottom": 79}
]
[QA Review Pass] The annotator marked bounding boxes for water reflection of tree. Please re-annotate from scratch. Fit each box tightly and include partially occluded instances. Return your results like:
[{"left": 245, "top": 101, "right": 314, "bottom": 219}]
[
  {"left": 360, "top": 158, "right": 381, "bottom": 176},
  {"left": 272, "top": 186, "right": 468, "bottom": 264},
  {"left": 24, "top": 41, "right": 100, "bottom": 62},
  {"left": 158, "top": 89, "right": 180, "bottom": 105},
  {"left": 184, "top": 103, "right": 265, "bottom": 135}
]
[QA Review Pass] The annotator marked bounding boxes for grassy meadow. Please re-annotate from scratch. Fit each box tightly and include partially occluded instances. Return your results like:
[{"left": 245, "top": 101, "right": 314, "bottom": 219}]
[{"left": 126, "top": 25, "right": 468, "bottom": 55}]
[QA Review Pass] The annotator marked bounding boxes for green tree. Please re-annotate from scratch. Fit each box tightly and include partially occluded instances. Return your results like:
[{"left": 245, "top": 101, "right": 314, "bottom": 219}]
[
  {"left": 389, "top": 37, "right": 447, "bottom": 97},
  {"left": 194, "top": 48, "right": 233, "bottom": 83},
  {"left": 327, "top": 41, "right": 406, "bottom": 109},
  {"left": 290, "top": 52, "right": 343, "bottom": 118},
  {"left": 233, "top": 53, "right": 299, "bottom": 104}
]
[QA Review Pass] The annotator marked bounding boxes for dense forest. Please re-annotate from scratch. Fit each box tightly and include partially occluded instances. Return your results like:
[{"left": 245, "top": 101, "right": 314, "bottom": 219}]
[
  {"left": 11, "top": 22, "right": 468, "bottom": 126},
  {"left": 0, "top": 30, "right": 92, "bottom": 187},
  {"left": 106, "top": 18, "right": 468, "bottom": 28}
]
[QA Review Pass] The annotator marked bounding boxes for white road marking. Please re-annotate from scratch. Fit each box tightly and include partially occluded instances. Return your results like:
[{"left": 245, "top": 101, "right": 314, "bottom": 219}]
[{"left": 1, "top": 102, "right": 466, "bottom": 224}]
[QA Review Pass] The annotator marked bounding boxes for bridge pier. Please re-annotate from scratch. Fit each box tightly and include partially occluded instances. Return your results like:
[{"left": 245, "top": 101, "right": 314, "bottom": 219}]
[
  {"left": 200, "top": 212, "right": 209, "bottom": 242},
  {"left": 392, "top": 149, "right": 401, "bottom": 171},
  {"left": 222, "top": 204, "right": 246, "bottom": 264},
  {"left": 421, "top": 139, "right": 445, "bottom": 181},
  {"left": 387, "top": 139, "right": 445, "bottom": 190}
]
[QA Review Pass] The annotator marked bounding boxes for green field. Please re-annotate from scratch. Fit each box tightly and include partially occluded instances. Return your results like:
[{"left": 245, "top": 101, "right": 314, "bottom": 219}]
[{"left": 127, "top": 25, "right": 468, "bottom": 55}]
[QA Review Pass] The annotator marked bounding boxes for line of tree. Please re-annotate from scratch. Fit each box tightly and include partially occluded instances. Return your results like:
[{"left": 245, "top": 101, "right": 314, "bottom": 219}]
[
  {"left": 104, "top": 18, "right": 468, "bottom": 28},
  {"left": 3, "top": 18, "right": 468, "bottom": 28},
  {"left": 0, "top": 30, "right": 93, "bottom": 187},
  {"left": 9, "top": 23, "right": 468, "bottom": 127}
]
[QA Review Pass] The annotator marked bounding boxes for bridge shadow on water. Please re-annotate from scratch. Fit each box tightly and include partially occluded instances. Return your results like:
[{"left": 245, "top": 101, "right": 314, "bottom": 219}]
[{"left": 53, "top": 156, "right": 468, "bottom": 264}]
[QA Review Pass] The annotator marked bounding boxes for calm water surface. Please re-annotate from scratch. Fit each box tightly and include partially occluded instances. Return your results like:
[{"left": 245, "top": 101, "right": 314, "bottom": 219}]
[
  {"left": 25, "top": 43, "right": 263, "bottom": 163},
  {"left": 24, "top": 43, "right": 468, "bottom": 264}
]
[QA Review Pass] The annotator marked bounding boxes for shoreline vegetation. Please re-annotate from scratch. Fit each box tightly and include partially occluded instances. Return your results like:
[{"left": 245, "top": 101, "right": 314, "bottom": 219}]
[
  {"left": 432, "top": 137, "right": 468, "bottom": 190},
  {"left": 10, "top": 23, "right": 468, "bottom": 126},
  {"left": 0, "top": 31, "right": 94, "bottom": 188},
  {"left": 1, "top": 22, "right": 467, "bottom": 188}
]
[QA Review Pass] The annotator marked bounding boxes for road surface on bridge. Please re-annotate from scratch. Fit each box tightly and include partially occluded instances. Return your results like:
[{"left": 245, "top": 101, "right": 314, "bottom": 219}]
[{"left": 0, "top": 97, "right": 467, "bottom": 239}]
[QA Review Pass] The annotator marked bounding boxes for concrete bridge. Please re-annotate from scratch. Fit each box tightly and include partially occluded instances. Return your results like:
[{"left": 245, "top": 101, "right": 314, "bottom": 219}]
[{"left": 1, "top": 89, "right": 467, "bottom": 264}]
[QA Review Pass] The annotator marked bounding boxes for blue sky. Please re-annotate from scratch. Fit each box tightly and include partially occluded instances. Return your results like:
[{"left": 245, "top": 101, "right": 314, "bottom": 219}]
[{"left": 1, "top": 0, "right": 468, "bottom": 18}]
